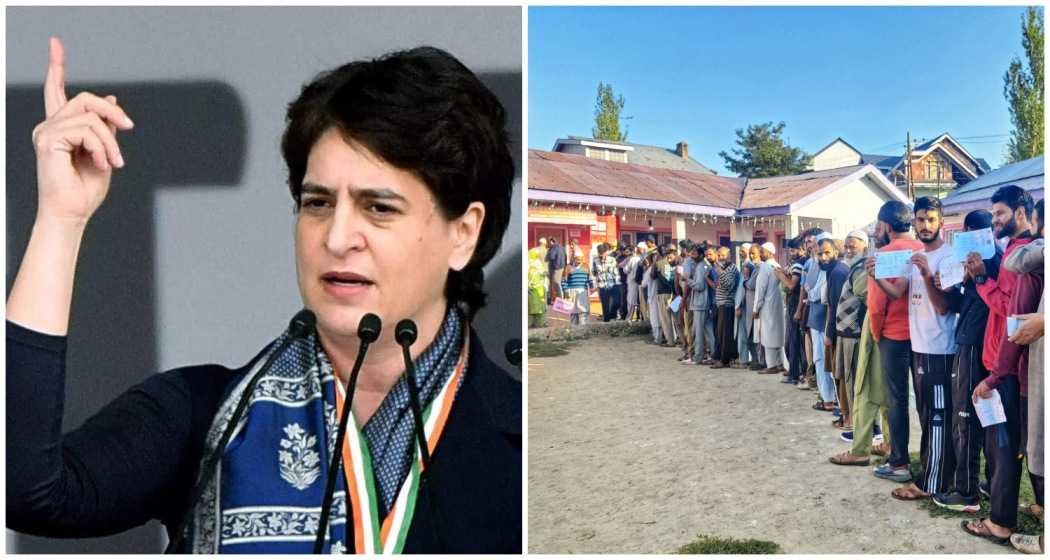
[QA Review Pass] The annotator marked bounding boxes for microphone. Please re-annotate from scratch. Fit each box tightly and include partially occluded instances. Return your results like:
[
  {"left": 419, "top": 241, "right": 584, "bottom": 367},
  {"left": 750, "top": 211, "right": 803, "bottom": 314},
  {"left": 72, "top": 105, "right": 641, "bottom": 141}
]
[
  {"left": 395, "top": 319, "right": 446, "bottom": 551},
  {"left": 166, "top": 309, "right": 316, "bottom": 554},
  {"left": 394, "top": 320, "right": 429, "bottom": 470},
  {"left": 504, "top": 338, "right": 521, "bottom": 367},
  {"left": 313, "top": 313, "right": 381, "bottom": 554}
]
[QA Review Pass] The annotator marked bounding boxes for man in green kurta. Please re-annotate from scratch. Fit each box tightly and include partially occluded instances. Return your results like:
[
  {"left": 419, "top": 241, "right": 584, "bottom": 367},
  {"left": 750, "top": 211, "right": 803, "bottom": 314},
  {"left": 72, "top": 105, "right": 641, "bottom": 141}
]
[{"left": 830, "top": 262, "right": 892, "bottom": 465}]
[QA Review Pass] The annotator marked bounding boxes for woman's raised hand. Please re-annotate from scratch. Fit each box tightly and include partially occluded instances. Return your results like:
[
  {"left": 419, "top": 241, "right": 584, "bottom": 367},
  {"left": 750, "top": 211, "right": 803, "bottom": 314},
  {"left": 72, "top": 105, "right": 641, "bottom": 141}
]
[{"left": 32, "top": 37, "right": 134, "bottom": 225}]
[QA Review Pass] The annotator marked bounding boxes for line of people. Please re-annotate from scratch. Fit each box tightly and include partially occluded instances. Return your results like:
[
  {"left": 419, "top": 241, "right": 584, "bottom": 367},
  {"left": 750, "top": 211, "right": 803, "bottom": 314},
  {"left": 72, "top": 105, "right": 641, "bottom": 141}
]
[{"left": 529, "top": 186, "right": 1045, "bottom": 553}]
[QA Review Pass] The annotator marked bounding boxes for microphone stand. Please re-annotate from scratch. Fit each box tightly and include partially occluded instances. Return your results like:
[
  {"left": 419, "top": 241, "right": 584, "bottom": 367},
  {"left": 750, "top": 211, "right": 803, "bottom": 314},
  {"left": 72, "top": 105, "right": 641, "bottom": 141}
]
[
  {"left": 312, "top": 313, "right": 381, "bottom": 554},
  {"left": 395, "top": 319, "right": 447, "bottom": 552},
  {"left": 165, "top": 310, "right": 316, "bottom": 554}
]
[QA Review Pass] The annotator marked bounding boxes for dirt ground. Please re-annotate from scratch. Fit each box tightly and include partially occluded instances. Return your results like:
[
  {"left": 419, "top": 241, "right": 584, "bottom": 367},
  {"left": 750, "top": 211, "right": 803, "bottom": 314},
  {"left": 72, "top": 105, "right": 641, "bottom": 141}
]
[{"left": 527, "top": 333, "right": 1014, "bottom": 554}]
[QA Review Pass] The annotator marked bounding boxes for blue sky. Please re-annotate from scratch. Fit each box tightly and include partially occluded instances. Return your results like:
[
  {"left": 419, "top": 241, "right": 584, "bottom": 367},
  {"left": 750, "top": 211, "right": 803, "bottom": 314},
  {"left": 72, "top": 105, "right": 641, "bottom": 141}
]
[{"left": 529, "top": 6, "right": 1034, "bottom": 176}]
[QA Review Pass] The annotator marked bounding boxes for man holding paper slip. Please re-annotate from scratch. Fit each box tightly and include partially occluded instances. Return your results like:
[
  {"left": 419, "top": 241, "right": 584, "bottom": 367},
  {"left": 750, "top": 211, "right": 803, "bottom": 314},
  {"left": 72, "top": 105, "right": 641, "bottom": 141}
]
[
  {"left": 962, "top": 185, "right": 1039, "bottom": 544},
  {"left": 867, "top": 197, "right": 958, "bottom": 502},
  {"left": 933, "top": 209, "right": 1002, "bottom": 514},
  {"left": 864, "top": 201, "right": 923, "bottom": 485}
]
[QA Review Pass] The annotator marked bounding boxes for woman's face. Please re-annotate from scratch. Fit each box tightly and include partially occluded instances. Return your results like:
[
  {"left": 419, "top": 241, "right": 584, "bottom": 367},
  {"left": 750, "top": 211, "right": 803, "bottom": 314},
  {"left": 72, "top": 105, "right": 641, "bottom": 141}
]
[
  {"left": 295, "top": 128, "right": 483, "bottom": 343},
  {"left": 749, "top": 246, "right": 761, "bottom": 262}
]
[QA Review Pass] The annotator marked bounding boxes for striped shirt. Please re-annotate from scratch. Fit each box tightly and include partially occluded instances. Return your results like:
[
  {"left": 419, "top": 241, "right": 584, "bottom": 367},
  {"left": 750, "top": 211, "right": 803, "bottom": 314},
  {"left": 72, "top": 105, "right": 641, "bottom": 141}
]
[
  {"left": 564, "top": 267, "right": 591, "bottom": 290},
  {"left": 592, "top": 255, "right": 621, "bottom": 289}
]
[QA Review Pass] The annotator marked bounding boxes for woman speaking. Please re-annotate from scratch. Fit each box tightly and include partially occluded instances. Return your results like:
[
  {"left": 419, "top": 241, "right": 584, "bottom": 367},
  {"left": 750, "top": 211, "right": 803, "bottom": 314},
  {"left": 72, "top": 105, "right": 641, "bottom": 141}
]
[{"left": 7, "top": 37, "right": 521, "bottom": 553}]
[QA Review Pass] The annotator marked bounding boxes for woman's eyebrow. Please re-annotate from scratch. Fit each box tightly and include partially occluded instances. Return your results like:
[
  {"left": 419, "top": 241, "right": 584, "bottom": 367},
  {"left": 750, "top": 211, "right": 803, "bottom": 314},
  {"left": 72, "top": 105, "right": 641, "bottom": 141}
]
[
  {"left": 351, "top": 186, "right": 408, "bottom": 203},
  {"left": 301, "top": 181, "right": 335, "bottom": 196}
]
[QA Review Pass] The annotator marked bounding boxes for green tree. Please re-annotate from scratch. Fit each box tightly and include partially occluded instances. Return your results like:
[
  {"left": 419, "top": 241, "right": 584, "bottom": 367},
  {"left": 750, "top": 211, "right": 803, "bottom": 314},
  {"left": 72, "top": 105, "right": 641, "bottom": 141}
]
[
  {"left": 718, "top": 121, "right": 810, "bottom": 178},
  {"left": 1004, "top": 7, "right": 1044, "bottom": 163},
  {"left": 591, "top": 82, "right": 627, "bottom": 142}
]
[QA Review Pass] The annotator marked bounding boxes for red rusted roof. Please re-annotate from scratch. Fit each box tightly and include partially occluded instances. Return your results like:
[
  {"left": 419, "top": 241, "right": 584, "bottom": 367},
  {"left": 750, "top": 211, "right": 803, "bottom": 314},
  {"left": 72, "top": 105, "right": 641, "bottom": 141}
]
[
  {"left": 741, "top": 165, "right": 865, "bottom": 209},
  {"left": 529, "top": 150, "right": 743, "bottom": 209},
  {"left": 529, "top": 150, "right": 866, "bottom": 211}
]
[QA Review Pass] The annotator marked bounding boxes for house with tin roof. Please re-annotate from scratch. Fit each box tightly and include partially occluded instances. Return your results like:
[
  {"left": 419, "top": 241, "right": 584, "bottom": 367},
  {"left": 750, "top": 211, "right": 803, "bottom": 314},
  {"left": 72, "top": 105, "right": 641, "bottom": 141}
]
[
  {"left": 941, "top": 154, "right": 1044, "bottom": 229},
  {"left": 528, "top": 148, "right": 909, "bottom": 266},
  {"left": 810, "top": 134, "right": 990, "bottom": 199},
  {"left": 552, "top": 136, "right": 717, "bottom": 175}
]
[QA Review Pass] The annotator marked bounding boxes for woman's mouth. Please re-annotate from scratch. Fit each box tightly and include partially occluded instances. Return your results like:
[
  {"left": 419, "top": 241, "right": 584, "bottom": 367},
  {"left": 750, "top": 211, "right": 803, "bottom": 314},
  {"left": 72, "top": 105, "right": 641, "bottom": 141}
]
[{"left": 321, "top": 271, "right": 374, "bottom": 298}]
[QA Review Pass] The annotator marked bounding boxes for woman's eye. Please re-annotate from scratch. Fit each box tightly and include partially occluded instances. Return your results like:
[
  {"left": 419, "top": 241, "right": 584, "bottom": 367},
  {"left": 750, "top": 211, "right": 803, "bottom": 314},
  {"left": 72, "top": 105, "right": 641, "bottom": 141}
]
[
  {"left": 302, "top": 198, "right": 330, "bottom": 210},
  {"left": 367, "top": 203, "right": 398, "bottom": 215}
]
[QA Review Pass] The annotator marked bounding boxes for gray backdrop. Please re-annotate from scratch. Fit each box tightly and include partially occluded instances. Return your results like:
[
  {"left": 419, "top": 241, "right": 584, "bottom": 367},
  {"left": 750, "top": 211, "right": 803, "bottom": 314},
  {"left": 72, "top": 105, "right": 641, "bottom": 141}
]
[{"left": 6, "top": 7, "right": 521, "bottom": 553}]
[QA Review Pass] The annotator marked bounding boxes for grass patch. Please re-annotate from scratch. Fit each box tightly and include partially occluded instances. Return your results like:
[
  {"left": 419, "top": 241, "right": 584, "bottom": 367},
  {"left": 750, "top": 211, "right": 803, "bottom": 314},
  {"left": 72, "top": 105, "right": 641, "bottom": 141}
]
[
  {"left": 528, "top": 339, "right": 576, "bottom": 358},
  {"left": 675, "top": 534, "right": 780, "bottom": 554},
  {"left": 908, "top": 452, "right": 1043, "bottom": 535}
]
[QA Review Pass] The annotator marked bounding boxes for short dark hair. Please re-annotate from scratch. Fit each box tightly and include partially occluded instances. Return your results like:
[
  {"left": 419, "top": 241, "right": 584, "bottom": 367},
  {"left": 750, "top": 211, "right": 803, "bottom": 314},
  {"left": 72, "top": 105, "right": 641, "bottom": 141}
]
[
  {"left": 1036, "top": 198, "right": 1044, "bottom": 223},
  {"left": 991, "top": 185, "right": 1034, "bottom": 219},
  {"left": 913, "top": 196, "right": 943, "bottom": 217},
  {"left": 281, "top": 46, "right": 514, "bottom": 320},
  {"left": 787, "top": 236, "right": 804, "bottom": 249},
  {"left": 878, "top": 201, "right": 913, "bottom": 233},
  {"left": 963, "top": 209, "right": 993, "bottom": 231},
  {"left": 803, "top": 227, "right": 824, "bottom": 239}
]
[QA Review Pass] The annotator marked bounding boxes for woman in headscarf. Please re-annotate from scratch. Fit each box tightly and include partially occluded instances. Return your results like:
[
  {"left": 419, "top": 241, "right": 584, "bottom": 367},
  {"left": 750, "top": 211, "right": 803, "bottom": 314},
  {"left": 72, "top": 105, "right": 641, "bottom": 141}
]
[{"left": 528, "top": 247, "right": 548, "bottom": 328}]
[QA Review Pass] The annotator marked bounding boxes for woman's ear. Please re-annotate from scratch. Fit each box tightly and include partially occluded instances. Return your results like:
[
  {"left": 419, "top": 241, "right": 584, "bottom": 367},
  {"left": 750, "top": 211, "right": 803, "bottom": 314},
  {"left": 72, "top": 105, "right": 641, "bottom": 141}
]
[{"left": 448, "top": 202, "right": 486, "bottom": 271}]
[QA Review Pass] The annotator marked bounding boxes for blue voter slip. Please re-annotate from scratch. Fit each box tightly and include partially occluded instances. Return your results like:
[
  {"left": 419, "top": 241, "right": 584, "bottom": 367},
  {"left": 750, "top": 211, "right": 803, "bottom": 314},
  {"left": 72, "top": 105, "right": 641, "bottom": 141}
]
[
  {"left": 951, "top": 228, "right": 996, "bottom": 262},
  {"left": 874, "top": 250, "right": 914, "bottom": 279}
]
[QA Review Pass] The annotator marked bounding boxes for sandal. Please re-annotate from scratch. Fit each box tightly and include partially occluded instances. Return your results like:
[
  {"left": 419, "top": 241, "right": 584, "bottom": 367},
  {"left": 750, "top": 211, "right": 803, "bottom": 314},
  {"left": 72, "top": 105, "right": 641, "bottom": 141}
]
[
  {"left": 891, "top": 484, "right": 932, "bottom": 501},
  {"left": 871, "top": 442, "right": 891, "bottom": 457},
  {"left": 832, "top": 417, "right": 845, "bottom": 429},
  {"left": 961, "top": 519, "right": 1011, "bottom": 545},
  {"left": 812, "top": 400, "right": 827, "bottom": 411},
  {"left": 1010, "top": 533, "right": 1043, "bottom": 554},
  {"left": 1021, "top": 504, "right": 1044, "bottom": 520}
]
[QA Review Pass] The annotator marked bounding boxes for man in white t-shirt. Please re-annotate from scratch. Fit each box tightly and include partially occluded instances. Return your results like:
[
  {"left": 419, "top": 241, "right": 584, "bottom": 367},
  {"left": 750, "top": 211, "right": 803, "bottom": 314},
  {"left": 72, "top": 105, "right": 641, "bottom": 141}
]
[{"left": 881, "top": 196, "right": 960, "bottom": 501}]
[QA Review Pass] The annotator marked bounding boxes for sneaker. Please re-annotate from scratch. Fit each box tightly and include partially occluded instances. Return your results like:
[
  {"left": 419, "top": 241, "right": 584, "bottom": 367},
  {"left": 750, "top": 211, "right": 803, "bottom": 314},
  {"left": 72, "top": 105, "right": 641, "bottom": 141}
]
[
  {"left": 874, "top": 425, "right": 883, "bottom": 437},
  {"left": 796, "top": 380, "right": 811, "bottom": 390},
  {"left": 680, "top": 359, "right": 700, "bottom": 365},
  {"left": 840, "top": 431, "right": 854, "bottom": 443},
  {"left": 873, "top": 463, "right": 912, "bottom": 483},
  {"left": 979, "top": 480, "right": 991, "bottom": 499},
  {"left": 832, "top": 407, "right": 842, "bottom": 418},
  {"left": 933, "top": 491, "right": 980, "bottom": 513}
]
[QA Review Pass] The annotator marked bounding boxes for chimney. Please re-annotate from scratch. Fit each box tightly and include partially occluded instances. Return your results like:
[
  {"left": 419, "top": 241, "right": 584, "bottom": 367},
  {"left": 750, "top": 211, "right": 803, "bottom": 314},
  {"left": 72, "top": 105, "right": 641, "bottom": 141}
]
[{"left": 676, "top": 141, "right": 689, "bottom": 159}]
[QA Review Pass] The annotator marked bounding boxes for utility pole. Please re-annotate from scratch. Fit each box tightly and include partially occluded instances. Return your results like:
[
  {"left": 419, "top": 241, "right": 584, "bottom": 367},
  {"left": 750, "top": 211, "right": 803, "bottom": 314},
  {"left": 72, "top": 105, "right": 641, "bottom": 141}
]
[{"left": 906, "top": 132, "right": 913, "bottom": 200}]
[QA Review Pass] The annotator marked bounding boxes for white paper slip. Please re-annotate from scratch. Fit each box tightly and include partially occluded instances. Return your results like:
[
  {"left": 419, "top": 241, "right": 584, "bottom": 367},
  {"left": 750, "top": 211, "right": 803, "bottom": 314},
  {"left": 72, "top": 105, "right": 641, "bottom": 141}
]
[
  {"left": 974, "top": 389, "right": 1007, "bottom": 428},
  {"left": 1007, "top": 316, "right": 1026, "bottom": 337},
  {"left": 939, "top": 259, "right": 965, "bottom": 288},
  {"left": 874, "top": 250, "right": 914, "bottom": 279},
  {"left": 952, "top": 227, "right": 996, "bottom": 261},
  {"left": 669, "top": 295, "right": 682, "bottom": 313}
]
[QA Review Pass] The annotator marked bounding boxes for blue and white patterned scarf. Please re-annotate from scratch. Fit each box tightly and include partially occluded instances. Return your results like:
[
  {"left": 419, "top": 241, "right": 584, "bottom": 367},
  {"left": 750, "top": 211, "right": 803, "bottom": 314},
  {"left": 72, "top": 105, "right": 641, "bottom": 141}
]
[{"left": 188, "top": 307, "right": 465, "bottom": 553}]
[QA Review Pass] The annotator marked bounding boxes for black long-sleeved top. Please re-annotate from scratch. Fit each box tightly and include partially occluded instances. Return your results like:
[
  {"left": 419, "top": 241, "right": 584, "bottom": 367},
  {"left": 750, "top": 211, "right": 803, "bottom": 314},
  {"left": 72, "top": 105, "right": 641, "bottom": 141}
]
[
  {"left": 6, "top": 321, "right": 521, "bottom": 552},
  {"left": 948, "top": 250, "right": 1002, "bottom": 347}
]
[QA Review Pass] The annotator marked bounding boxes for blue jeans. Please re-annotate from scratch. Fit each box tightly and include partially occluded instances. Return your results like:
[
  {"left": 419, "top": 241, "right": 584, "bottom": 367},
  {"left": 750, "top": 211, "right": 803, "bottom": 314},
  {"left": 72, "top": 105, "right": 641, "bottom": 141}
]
[{"left": 811, "top": 328, "right": 835, "bottom": 402}]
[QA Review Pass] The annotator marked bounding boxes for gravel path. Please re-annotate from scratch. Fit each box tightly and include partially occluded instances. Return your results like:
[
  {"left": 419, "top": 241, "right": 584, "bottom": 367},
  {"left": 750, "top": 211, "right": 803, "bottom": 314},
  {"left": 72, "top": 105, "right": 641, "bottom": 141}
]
[{"left": 527, "top": 333, "right": 1014, "bottom": 554}]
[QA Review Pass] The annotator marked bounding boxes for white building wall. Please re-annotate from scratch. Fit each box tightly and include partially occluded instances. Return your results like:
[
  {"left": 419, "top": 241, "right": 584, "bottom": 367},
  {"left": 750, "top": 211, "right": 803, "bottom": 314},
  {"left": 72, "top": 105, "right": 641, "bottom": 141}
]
[
  {"left": 811, "top": 140, "right": 863, "bottom": 171},
  {"left": 794, "top": 176, "right": 889, "bottom": 238},
  {"left": 683, "top": 221, "right": 725, "bottom": 243},
  {"left": 559, "top": 144, "right": 586, "bottom": 157}
]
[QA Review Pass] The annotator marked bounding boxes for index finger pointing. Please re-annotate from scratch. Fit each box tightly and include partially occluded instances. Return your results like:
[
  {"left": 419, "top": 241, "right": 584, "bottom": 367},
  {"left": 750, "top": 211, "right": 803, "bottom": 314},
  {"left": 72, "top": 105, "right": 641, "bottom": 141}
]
[{"left": 44, "top": 37, "right": 68, "bottom": 118}]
